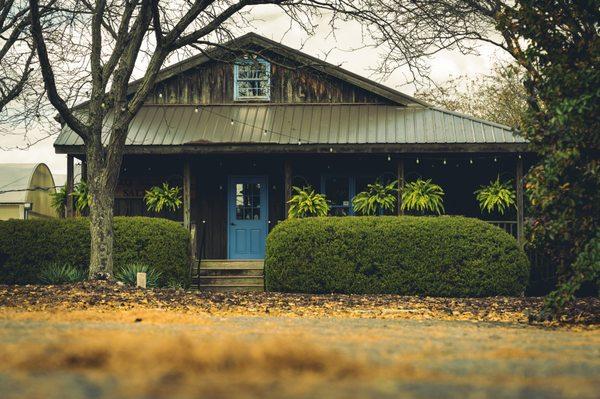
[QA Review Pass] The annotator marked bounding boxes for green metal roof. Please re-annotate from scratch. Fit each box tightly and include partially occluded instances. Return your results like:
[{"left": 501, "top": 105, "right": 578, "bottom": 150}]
[{"left": 55, "top": 104, "right": 524, "bottom": 149}]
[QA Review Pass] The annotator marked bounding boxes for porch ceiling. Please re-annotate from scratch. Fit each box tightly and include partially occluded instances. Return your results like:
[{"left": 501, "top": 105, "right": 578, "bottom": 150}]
[{"left": 54, "top": 104, "right": 527, "bottom": 152}]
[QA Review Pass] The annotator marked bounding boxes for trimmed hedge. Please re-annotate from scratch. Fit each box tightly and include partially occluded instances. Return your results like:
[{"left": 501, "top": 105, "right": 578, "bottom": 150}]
[
  {"left": 265, "top": 216, "right": 530, "bottom": 297},
  {"left": 0, "top": 217, "right": 189, "bottom": 286}
]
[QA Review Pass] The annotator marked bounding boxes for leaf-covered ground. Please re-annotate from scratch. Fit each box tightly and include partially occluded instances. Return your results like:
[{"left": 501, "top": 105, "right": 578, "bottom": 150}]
[
  {"left": 0, "top": 283, "right": 599, "bottom": 398},
  {"left": 0, "top": 282, "right": 598, "bottom": 325}
]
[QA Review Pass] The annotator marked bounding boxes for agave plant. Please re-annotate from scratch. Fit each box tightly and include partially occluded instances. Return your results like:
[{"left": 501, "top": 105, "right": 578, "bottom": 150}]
[
  {"left": 72, "top": 181, "right": 92, "bottom": 212},
  {"left": 287, "top": 186, "right": 330, "bottom": 218},
  {"left": 352, "top": 180, "right": 397, "bottom": 215},
  {"left": 115, "top": 263, "right": 162, "bottom": 288},
  {"left": 50, "top": 186, "right": 68, "bottom": 217},
  {"left": 401, "top": 179, "right": 445, "bottom": 215},
  {"left": 39, "top": 263, "right": 86, "bottom": 284},
  {"left": 144, "top": 183, "right": 183, "bottom": 213},
  {"left": 475, "top": 177, "right": 516, "bottom": 215}
]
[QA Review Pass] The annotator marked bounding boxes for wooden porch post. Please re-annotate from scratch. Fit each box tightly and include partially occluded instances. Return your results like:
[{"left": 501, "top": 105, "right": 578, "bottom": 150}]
[
  {"left": 81, "top": 159, "right": 87, "bottom": 182},
  {"left": 66, "top": 154, "right": 74, "bottom": 218},
  {"left": 284, "top": 159, "right": 292, "bottom": 217},
  {"left": 183, "top": 159, "right": 191, "bottom": 231},
  {"left": 396, "top": 158, "right": 404, "bottom": 215},
  {"left": 516, "top": 156, "right": 525, "bottom": 246}
]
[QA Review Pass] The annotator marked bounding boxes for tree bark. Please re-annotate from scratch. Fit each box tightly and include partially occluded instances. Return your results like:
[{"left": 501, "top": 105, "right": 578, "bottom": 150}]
[
  {"left": 85, "top": 125, "right": 126, "bottom": 279},
  {"left": 88, "top": 178, "right": 115, "bottom": 279},
  {"left": 86, "top": 144, "right": 116, "bottom": 279}
]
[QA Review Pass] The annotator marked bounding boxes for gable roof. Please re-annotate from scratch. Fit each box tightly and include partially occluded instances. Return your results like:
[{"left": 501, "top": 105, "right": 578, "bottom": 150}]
[
  {"left": 123, "top": 33, "right": 427, "bottom": 107},
  {"left": 57, "top": 33, "right": 527, "bottom": 153}
]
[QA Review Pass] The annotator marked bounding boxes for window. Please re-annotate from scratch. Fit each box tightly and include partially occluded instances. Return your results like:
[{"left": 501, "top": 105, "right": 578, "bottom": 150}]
[
  {"left": 234, "top": 58, "right": 271, "bottom": 100},
  {"left": 322, "top": 176, "right": 352, "bottom": 216},
  {"left": 321, "top": 174, "right": 396, "bottom": 216},
  {"left": 235, "top": 183, "right": 262, "bottom": 220}
]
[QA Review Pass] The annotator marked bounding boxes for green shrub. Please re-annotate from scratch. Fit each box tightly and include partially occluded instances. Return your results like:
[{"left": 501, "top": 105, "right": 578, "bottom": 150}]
[
  {"left": 0, "top": 217, "right": 189, "bottom": 286},
  {"left": 115, "top": 263, "right": 162, "bottom": 288},
  {"left": 39, "top": 263, "right": 86, "bottom": 284},
  {"left": 265, "top": 216, "right": 530, "bottom": 297}
]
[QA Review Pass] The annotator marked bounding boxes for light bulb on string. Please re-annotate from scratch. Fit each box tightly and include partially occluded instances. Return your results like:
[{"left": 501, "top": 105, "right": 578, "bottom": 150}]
[
  {"left": 494, "top": 156, "right": 498, "bottom": 162},
  {"left": 443, "top": 159, "right": 447, "bottom": 165},
  {"left": 416, "top": 158, "right": 420, "bottom": 164},
  {"left": 469, "top": 159, "right": 473, "bottom": 165},
  {"left": 387, "top": 155, "right": 391, "bottom": 161},
  {"left": 330, "top": 147, "right": 333, "bottom": 153},
  {"left": 230, "top": 119, "right": 234, "bottom": 125},
  {"left": 194, "top": 107, "right": 199, "bottom": 113}
]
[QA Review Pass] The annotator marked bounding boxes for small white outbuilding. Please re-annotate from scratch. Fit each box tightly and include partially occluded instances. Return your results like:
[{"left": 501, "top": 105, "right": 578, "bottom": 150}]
[{"left": 0, "top": 163, "right": 58, "bottom": 220}]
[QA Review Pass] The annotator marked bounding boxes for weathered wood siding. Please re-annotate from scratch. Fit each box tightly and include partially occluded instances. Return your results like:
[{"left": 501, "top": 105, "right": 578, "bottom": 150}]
[{"left": 145, "top": 58, "right": 392, "bottom": 105}]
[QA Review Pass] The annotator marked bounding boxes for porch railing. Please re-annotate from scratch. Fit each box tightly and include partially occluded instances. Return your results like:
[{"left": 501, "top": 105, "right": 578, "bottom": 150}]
[{"left": 487, "top": 220, "right": 518, "bottom": 238}]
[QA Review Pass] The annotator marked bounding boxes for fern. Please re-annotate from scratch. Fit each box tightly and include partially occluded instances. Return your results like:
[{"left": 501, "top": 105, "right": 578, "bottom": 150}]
[
  {"left": 72, "top": 181, "right": 92, "bottom": 212},
  {"left": 401, "top": 179, "right": 445, "bottom": 215},
  {"left": 352, "top": 180, "right": 397, "bottom": 215},
  {"left": 287, "top": 186, "right": 330, "bottom": 218},
  {"left": 475, "top": 177, "right": 516, "bottom": 215},
  {"left": 50, "top": 186, "right": 68, "bottom": 217},
  {"left": 144, "top": 183, "right": 183, "bottom": 213}
]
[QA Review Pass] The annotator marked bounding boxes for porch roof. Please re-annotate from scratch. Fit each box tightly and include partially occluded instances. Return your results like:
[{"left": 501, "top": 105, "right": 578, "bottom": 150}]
[{"left": 54, "top": 104, "right": 527, "bottom": 153}]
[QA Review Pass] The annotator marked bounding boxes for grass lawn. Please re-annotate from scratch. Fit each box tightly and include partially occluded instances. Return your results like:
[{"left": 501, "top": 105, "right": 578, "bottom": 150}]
[{"left": 0, "top": 283, "right": 598, "bottom": 399}]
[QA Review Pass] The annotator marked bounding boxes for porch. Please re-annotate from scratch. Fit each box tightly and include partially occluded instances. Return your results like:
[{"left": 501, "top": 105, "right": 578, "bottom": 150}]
[{"left": 67, "top": 151, "right": 525, "bottom": 249}]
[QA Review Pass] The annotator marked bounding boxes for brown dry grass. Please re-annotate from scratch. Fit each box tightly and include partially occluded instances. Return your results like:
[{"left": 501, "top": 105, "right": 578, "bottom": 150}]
[
  {"left": 0, "top": 308, "right": 599, "bottom": 398},
  {"left": 0, "top": 320, "right": 396, "bottom": 399}
]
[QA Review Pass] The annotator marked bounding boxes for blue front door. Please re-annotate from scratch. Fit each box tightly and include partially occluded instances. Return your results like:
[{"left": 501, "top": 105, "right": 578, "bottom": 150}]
[{"left": 228, "top": 176, "right": 268, "bottom": 259}]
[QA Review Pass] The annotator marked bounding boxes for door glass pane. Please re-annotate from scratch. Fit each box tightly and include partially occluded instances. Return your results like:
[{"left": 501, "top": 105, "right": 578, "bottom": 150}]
[
  {"left": 235, "top": 182, "right": 261, "bottom": 220},
  {"left": 324, "top": 176, "right": 350, "bottom": 216}
]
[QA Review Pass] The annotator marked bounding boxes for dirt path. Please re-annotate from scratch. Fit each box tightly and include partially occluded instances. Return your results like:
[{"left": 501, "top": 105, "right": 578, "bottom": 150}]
[{"left": 0, "top": 309, "right": 598, "bottom": 399}]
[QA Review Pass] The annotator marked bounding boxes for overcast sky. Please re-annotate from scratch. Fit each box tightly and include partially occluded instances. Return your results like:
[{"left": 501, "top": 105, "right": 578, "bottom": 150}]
[{"left": 1, "top": 7, "right": 509, "bottom": 176}]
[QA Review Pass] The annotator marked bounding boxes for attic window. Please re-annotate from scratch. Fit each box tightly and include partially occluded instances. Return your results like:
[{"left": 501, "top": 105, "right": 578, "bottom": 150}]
[{"left": 234, "top": 58, "right": 271, "bottom": 100}]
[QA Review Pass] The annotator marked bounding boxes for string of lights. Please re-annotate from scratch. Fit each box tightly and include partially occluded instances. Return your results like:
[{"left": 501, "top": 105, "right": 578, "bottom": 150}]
[
  {"left": 192, "top": 105, "right": 313, "bottom": 145},
  {"left": 107, "top": 97, "right": 526, "bottom": 164}
]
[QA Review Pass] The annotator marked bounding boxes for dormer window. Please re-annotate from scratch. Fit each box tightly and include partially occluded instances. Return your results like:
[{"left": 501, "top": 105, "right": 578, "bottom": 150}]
[{"left": 234, "top": 58, "right": 271, "bottom": 101}]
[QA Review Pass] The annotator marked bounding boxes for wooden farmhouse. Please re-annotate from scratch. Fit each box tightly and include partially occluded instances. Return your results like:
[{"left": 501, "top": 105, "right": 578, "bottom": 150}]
[{"left": 54, "top": 33, "right": 529, "bottom": 287}]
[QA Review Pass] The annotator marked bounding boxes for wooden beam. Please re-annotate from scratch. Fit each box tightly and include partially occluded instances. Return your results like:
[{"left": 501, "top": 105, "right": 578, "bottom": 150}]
[
  {"left": 66, "top": 154, "right": 74, "bottom": 218},
  {"left": 516, "top": 156, "right": 525, "bottom": 246},
  {"left": 183, "top": 159, "right": 191, "bottom": 231},
  {"left": 55, "top": 143, "right": 532, "bottom": 155},
  {"left": 284, "top": 159, "right": 292, "bottom": 217},
  {"left": 396, "top": 158, "right": 404, "bottom": 215}
]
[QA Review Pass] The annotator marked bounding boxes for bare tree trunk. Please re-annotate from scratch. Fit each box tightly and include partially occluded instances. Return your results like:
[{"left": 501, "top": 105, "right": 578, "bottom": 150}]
[
  {"left": 86, "top": 144, "right": 116, "bottom": 278},
  {"left": 85, "top": 127, "right": 125, "bottom": 279},
  {"left": 88, "top": 179, "right": 115, "bottom": 279}
]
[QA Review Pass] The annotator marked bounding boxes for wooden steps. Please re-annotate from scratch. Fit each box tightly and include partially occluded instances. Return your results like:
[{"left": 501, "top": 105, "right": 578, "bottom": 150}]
[{"left": 194, "top": 260, "right": 264, "bottom": 292}]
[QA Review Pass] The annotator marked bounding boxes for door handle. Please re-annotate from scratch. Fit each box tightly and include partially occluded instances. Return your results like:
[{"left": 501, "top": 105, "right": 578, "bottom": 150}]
[{"left": 230, "top": 222, "right": 235, "bottom": 226}]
